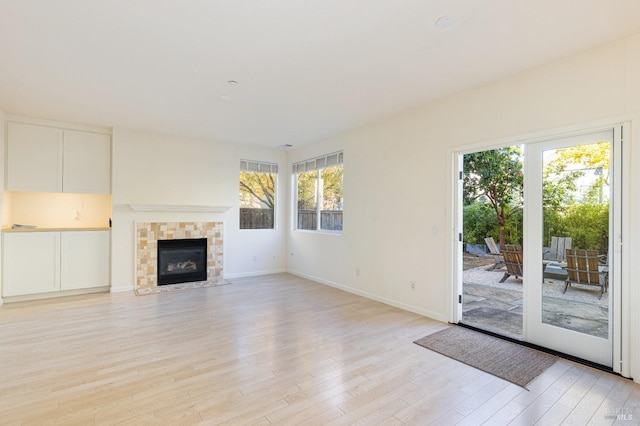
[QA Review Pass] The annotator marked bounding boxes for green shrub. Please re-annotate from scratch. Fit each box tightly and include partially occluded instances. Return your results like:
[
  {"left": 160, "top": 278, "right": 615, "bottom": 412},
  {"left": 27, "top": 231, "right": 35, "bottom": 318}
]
[
  {"left": 464, "top": 200, "right": 608, "bottom": 253},
  {"left": 503, "top": 208, "right": 523, "bottom": 245},
  {"left": 563, "top": 203, "right": 609, "bottom": 252},
  {"left": 543, "top": 209, "right": 568, "bottom": 247},
  {"left": 463, "top": 203, "right": 498, "bottom": 245}
]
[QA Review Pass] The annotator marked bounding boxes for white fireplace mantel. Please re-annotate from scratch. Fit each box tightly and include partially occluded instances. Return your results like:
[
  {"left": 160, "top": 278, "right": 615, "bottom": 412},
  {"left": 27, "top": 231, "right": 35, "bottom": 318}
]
[{"left": 128, "top": 204, "right": 231, "bottom": 213}]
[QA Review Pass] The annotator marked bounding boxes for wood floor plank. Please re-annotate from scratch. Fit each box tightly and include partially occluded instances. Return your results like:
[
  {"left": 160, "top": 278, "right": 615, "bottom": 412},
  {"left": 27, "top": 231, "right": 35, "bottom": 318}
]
[
  {"left": 455, "top": 382, "right": 522, "bottom": 425},
  {"left": 1, "top": 273, "right": 639, "bottom": 424}
]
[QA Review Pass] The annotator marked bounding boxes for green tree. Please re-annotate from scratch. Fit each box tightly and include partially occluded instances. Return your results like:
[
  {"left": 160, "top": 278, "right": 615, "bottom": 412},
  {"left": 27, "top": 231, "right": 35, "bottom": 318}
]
[
  {"left": 464, "top": 147, "right": 523, "bottom": 247},
  {"left": 240, "top": 171, "right": 275, "bottom": 209},
  {"left": 544, "top": 142, "right": 609, "bottom": 206},
  {"left": 463, "top": 202, "right": 498, "bottom": 245},
  {"left": 321, "top": 165, "right": 344, "bottom": 210},
  {"left": 296, "top": 165, "right": 344, "bottom": 211},
  {"left": 296, "top": 171, "right": 317, "bottom": 210},
  {"left": 542, "top": 142, "right": 609, "bottom": 247},
  {"left": 564, "top": 203, "right": 609, "bottom": 252}
]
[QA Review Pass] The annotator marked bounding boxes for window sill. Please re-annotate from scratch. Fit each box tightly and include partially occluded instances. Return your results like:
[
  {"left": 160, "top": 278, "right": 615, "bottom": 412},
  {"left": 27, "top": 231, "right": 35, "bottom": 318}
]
[{"left": 294, "top": 229, "right": 342, "bottom": 236}]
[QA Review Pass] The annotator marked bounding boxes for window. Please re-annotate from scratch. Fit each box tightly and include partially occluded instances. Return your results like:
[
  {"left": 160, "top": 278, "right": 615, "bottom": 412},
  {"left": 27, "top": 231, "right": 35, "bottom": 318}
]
[
  {"left": 239, "top": 160, "right": 277, "bottom": 229},
  {"left": 293, "top": 151, "right": 343, "bottom": 232}
]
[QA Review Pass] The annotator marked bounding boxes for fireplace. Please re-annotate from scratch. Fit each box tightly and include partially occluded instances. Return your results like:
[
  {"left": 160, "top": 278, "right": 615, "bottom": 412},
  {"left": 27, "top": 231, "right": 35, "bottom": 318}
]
[
  {"left": 135, "top": 221, "right": 223, "bottom": 294},
  {"left": 157, "top": 238, "right": 208, "bottom": 285}
]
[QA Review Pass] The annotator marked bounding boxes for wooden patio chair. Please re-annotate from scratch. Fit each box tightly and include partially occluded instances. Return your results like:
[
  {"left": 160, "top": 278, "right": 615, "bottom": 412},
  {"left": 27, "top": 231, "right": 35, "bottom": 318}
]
[
  {"left": 499, "top": 245, "right": 523, "bottom": 283},
  {"left": 564, "top": 249, "right": 608, "bottom": 299},
  {"left": 484, "top": 237, "right": 505, "bottom": 270},
  {"left": 544, "top": 236, "right": 572, "bottom": 262}
]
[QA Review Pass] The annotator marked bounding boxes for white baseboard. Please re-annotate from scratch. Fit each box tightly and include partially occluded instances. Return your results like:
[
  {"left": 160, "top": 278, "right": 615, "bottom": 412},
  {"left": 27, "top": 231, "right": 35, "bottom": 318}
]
[
  {"left": 288, "top": 270, "right": 448, "bottom": 323},
  {"left": 110, "top": 285, "right": 135, "bottom": 293},
  {"left": 3, "top": 287, "right": 111, "bottom": 303},
  {"left": 109, "top": 269, "right": 286, "bottom": 292},
  {"left": 224, "top": 268, "right": 287, "bottom": 279}
]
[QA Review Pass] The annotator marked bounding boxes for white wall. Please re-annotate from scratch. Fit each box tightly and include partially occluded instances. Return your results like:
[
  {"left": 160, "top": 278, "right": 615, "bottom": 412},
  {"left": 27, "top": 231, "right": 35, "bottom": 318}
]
[
  {"left": 288, "top": 34, "right": 640, "bottom": 376},
  {"left": 110, "top": 127, "right": 288, "bottom": 291},
  {"left": 0, "top": 111, "right": 4, "bottom": 304}
]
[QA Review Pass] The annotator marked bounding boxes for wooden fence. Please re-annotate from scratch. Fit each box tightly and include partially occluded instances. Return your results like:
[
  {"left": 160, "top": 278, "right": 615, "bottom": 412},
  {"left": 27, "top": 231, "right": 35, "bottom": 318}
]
[
  {"left": 240, "top": 208, "right": 343, "bottom": 230},
  {"left": 240, "top": 208, "right": 274, "bottom": 229},
  {"left": 297, "top": 210, "right": 343, "bottom": 231}
]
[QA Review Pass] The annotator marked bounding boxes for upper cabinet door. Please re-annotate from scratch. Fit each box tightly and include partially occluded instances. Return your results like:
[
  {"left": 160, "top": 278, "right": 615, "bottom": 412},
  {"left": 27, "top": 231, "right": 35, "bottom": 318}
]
[
  {"left": 63, "top": 130, "right": 111, "bottom": 194},
  {"left": 6, "top": 122, "right": 63, "bottom": 192}
]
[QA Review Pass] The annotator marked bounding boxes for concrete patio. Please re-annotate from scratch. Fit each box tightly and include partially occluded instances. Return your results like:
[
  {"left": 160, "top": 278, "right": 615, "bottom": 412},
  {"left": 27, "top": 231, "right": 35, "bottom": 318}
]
[{"left": 462, "top": 254, "right": 609, "bottom": 340}]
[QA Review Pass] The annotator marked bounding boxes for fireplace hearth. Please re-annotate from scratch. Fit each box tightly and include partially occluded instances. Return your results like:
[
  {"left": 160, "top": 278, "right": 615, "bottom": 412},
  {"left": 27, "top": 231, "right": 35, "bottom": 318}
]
[
  {"left": 157, "top": 238, "right": 207, "bottom": 285},
  {"left": 135, "top": 221, "right": 223, "bottom": 294}
]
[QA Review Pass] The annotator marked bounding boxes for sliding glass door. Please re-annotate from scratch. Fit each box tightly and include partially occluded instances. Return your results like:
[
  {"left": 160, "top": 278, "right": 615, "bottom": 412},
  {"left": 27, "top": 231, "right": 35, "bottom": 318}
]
[
  {"left": 524, "top": 129, "right": 618, "bottom": 366},
  {"left": 458, "top": 126, "right": 621, "bottom": 368}
]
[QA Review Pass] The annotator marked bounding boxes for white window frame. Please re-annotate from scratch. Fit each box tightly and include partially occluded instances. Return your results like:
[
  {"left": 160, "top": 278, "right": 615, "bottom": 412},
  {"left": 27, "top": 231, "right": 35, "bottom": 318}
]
[
  {"left": 239, "top": 160, "right": 278, "bottom": 230},
  {"left": 293, "top": 151, "right": 343, "bottom": 233}
]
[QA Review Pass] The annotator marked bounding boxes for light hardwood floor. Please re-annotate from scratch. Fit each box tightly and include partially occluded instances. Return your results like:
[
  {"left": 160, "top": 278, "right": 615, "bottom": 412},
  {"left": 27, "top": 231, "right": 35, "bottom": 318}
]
[{"left": 1, "top": 273, "right": 638, "bottom": 425}]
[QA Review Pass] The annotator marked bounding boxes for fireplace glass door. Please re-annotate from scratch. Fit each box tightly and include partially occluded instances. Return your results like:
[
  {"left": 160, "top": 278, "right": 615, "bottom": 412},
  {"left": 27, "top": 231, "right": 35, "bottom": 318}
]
[{"left": 157, "top": 238, "right": 207, "bottom": 285}]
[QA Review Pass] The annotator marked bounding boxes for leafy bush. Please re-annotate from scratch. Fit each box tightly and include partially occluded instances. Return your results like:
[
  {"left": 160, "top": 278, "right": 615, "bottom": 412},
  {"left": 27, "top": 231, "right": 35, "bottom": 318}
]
[
  {"left": 543, "top": 209, "right": 568, "bottom": 247},
  {"left": 502, "top": 208, "right": 523, "bottom": 245},
  {"left": 464, "top": 201, "right": 523, "bottom": 246},
  {"left": 463, "top": 202, "right": 498, "bottom": 245},
  {"left": 563, "top": 203, "right": 609, "bottom": 252},
  {"left": 465, "top": 199, "right": 609, "bottom": 252}
]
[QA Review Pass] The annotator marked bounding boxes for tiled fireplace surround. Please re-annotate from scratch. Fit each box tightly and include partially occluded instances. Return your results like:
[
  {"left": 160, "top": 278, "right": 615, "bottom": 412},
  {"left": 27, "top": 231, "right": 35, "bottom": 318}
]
[{"left": 135, "top": 222, "right": 223, "bottom": 294}]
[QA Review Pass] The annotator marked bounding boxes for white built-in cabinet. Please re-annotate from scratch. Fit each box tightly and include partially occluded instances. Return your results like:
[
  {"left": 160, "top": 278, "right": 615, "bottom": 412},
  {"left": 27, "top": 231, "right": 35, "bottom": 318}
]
[
  {"left": 2, "top": 232, "right": 60, "bottom": 296},
  {"left": 6, "top": 122, "right": 111, "bottom": 194},
  {"left": 2, "top": 230, "right": 110, "bottom": 297},
  {"left": 60, "top": 231, "right": 110, "bottom": 291}
]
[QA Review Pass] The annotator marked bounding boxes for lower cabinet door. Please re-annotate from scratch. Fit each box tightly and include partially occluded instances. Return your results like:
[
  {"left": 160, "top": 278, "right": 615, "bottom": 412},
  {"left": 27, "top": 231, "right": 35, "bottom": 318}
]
[
  {"left": 61, "top": 231, "right": 110, "bottom": 290},
  {"left": 2, "top": 232, "right": 61, "bottom": 296}
]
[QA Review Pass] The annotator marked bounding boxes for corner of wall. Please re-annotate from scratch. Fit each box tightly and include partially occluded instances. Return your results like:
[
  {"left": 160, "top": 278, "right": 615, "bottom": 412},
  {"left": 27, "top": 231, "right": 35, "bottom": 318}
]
[{"left": 0, "top": 110, "right": 5, "bottom": 305}]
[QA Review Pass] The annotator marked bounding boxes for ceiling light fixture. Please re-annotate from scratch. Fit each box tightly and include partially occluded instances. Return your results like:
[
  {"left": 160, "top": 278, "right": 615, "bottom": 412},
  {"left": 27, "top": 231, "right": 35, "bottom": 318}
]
[
  {"left": 228, "top": 80, "right": 238, "bottom": 86},
  {"left": 435, "top": 15, "right": 455, "bottom": 29},
  {"left": 219, "top": 95, "right": 231, "bottom": 101}
]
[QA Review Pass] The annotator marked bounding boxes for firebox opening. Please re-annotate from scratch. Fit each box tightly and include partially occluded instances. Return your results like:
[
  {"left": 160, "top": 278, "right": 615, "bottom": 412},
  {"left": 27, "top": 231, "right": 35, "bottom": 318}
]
[{"left": 157, "top": 238, "right": 207, "bottom": 285}]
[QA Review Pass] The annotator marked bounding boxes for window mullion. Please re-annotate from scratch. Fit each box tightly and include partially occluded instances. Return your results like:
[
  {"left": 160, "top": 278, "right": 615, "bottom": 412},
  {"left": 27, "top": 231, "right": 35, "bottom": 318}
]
[
  {"left": 316, "top": 169, "right": 322, "bottom": 230},
  {"left": 293, "top": 174, "right": 299, "bottom": 230}
]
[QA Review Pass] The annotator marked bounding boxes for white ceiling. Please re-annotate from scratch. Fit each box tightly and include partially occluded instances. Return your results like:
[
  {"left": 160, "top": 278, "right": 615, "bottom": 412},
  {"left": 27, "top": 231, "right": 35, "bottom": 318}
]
[{"left": 1, "top": 1, "right": 640, "bottom": 148}]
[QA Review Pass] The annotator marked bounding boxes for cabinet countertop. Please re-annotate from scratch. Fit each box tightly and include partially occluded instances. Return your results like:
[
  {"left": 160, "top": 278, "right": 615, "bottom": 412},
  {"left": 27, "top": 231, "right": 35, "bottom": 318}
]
[{"left": 2, "top": 227, "right": 111, "bottom": 233}]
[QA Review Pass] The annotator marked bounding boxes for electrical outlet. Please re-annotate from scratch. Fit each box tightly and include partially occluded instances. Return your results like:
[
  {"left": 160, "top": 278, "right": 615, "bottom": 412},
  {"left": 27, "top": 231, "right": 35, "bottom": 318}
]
[
  {"left": 252, "top": 256, "right": 257, "bottom": 262},
  {"left": 410, "top": 281, "right": 416, "bottom": 290},
  {"left": 356, "top": 268, "right": 360, "bottom": 276}
]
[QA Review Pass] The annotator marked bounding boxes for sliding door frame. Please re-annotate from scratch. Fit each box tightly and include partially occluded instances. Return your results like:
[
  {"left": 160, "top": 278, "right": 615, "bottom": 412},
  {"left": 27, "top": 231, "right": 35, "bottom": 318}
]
[{"left": 449, "top": 119, "right": 630, "bottom": 376}]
